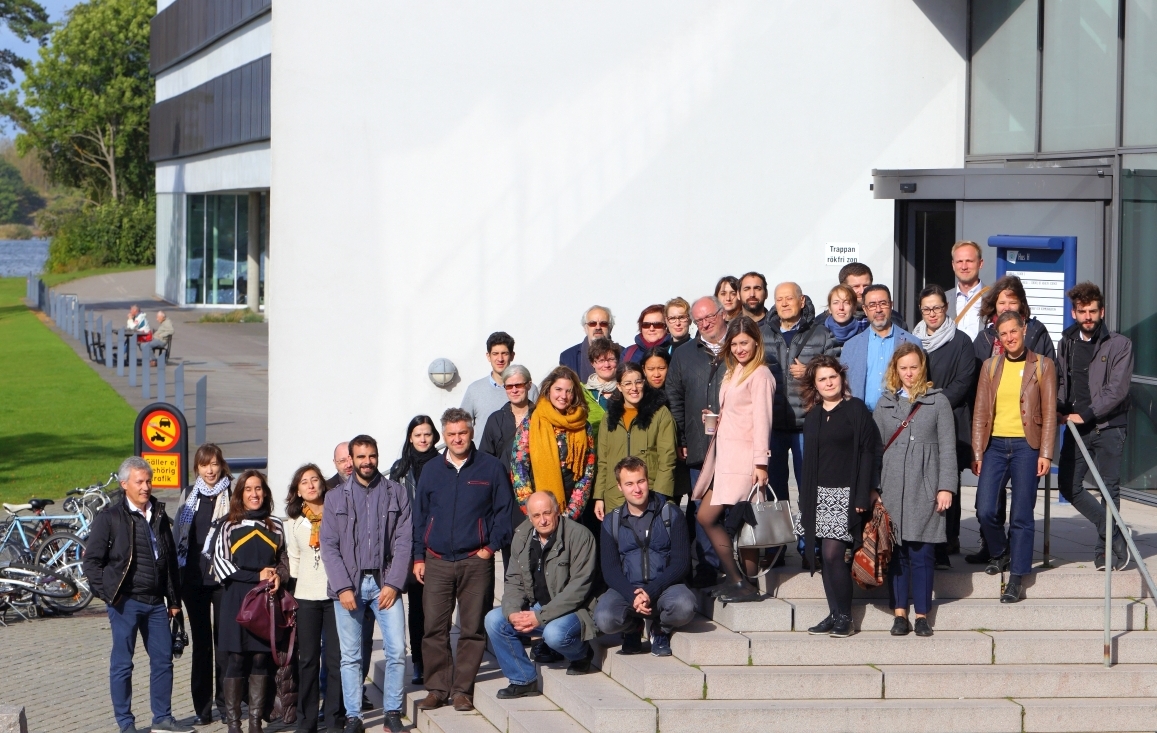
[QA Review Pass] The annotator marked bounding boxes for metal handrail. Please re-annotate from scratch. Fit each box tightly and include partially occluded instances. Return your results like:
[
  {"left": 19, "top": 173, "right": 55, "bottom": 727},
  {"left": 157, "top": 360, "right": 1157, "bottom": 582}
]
[{"left": 1065, "top": 421, "right": 1157, "bottom": 668}]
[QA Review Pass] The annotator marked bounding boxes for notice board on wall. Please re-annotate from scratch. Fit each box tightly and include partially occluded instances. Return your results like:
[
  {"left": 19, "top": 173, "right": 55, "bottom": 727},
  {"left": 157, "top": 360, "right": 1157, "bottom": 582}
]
[{"left": 988, "top": 235, "right": 1077, "bottom": 349}]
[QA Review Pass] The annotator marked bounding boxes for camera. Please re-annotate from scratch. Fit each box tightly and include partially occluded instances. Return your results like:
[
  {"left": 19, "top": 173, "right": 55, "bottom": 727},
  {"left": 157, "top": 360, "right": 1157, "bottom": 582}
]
[{"left": 171, "top": 613, "right": 189, "bottom": 658}]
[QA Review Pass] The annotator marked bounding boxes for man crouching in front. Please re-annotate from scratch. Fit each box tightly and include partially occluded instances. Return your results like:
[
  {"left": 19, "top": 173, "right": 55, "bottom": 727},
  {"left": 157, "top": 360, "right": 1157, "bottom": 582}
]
[{"left": 484, "top": 491, "right": 598, "bottom": 699}]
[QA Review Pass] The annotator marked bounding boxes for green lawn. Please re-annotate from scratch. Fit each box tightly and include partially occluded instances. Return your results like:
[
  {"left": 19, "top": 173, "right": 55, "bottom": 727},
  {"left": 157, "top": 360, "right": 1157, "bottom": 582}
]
[{"left": 0, "top": 271, "right": 143, "bottom": 504}]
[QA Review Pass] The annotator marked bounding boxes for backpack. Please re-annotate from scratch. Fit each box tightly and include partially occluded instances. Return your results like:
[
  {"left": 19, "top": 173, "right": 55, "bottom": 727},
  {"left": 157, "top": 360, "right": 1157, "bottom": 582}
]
[
  {"left": 607, "top": 500, "right": 675, "bottom": 551},
  {"left": 852, "top": 500, "right": 894, "bottom": 589}
]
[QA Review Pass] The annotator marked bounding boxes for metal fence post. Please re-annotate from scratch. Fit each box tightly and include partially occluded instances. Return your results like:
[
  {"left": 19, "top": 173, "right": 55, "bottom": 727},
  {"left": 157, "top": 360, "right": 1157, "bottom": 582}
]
[
  {"left": 116, "top": 329, "right": 124, "bottom": 376},
  {"left": 1104, "top": 486, "right": 1113, "bottom": 668},
  {"left": 129, "top": 338, "right": 138, "bottom": 387},
  {"left": 158, "top": 352, "right": 167, "bottom": 403},
  {"left": 104, "top": 320, "right": 113, "bottom": 368},
  {"left": 174, "top": 363, "right": 185, "bottom": 413},
  {"left": 195, "top": 376, "right": 207, "bottom": 446},
  {"left": 142, "top": 349, "right": 151, "bottom": 399}
]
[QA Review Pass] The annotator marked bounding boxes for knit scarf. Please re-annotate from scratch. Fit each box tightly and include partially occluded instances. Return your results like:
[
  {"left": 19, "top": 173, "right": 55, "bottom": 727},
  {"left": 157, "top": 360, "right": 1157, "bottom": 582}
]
[
  {"left": 177, "top": 475, "right": 230, "bottom": 567},
  {"left": 528, "top": 396, "right": 589, "bottom": 508},
  {"left": 912, "top": 318, "right": 958, "bottom": 353},
  {"left": 585, "top": 372, "right": 618, "bottom": 398},
  {"left": 825, "top": 314, "right": 867, "bottom": 343},
  {"left": 989, "top": 318, "right": 1004, "bottom": 358},
  {"left": 302, "top": 503, "right": 323, "bottom": 550}
]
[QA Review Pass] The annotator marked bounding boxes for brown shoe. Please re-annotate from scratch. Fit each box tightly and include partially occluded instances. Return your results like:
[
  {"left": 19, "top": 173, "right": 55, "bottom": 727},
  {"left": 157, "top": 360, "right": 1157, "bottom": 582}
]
[
  {"left": 416, "top": 692, "right": 445, "bottom": 711},
  {"left": 451, "top": 694, "right": 474, "bottom": 712}
]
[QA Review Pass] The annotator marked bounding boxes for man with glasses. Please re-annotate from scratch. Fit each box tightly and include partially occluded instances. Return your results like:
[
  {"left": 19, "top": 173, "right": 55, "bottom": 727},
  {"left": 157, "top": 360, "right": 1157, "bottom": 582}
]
[
  {"left": 822, "top": 262, "right": 909, "bottom": 330},
  {"left": 462, "top": 332, "right": 539, "bottom": 427},
  {"left": 561, "top": 305, "right": 617, "bottom": 381},
  {"left": 839, "top": 284, "right": 922, "bottom": 410},
  {"left": 665, "top": 296, "right": 730, "bottom": 586}
]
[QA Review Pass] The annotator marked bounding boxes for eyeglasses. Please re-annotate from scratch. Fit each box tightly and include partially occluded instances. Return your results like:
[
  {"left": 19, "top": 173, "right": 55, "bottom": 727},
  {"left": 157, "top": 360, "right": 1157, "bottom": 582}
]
[
  {"left": 641, "top": 321, "right": 666, "bottom": 330},
  {"left": 864, "top": 301, "right": 891, "bottom": 311},
  {"left": 693, "top": 308, "right": 724, "bottom": 326},
  {"left": 920, "top": 305, "right": 946, "bottom": 315},
  {"left": 593, "top": 356, "right": 617, "bottom": 364},
  {"left": 586, "top": 321, "right": 610, "bottom": 328},
  {"left": 667, "top": 315, "right": 689, "bottom": 323},
  {"left": 503, "top": 382, "right": 529, "bottom": 391},
  {"left": 619, "top": 379, "right": 645, "bottom": 389}
]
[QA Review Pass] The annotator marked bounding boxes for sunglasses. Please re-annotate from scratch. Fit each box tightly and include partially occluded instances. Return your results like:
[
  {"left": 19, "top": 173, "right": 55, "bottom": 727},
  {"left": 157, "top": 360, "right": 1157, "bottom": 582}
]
[
  {"left": 586, "top": 321, "right": 610, "bottom": 328},
  {"left": 641, "top": 322, "right": 666, "bottom": 330},
  {"left": 504, "top": 382, "right": 530, "bottom": 391}
]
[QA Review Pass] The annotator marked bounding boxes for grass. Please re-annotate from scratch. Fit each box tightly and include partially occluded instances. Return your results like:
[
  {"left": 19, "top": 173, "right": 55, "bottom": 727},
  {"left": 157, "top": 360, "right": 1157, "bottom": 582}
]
[
  {"left": 198, "top": 308, "right": 264, "bottom": 323},
  {"left": 0, "top": 272, "right": 138, "bottom": 504}
]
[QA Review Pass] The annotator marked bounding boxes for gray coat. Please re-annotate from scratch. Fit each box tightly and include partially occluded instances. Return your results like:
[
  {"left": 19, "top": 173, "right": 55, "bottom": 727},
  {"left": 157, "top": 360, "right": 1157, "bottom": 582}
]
[
  {"left": 873, "top": 388, "right": 958, "bottom": 544},
  {"left": 502, "top": 516, "right": 599, "bottom": 641}
]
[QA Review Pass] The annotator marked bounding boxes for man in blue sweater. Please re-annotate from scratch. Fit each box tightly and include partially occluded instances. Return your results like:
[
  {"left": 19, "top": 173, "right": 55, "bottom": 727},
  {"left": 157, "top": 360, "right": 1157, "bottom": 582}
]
[
  {"left": 594, "top": 457, "right": 696, "bottom": 657},
  {"left": 412, "top": 408, "right": 514, "bottom": 713}
]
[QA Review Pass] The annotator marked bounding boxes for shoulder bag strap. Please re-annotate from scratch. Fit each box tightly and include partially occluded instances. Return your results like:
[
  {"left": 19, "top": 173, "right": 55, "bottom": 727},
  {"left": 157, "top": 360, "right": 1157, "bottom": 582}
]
[
  {"left": 883, "top": 403, "right": 923, "bottom": 452},
  {"left": 953, "top": 286, "right": 990, "bottom": 325}
]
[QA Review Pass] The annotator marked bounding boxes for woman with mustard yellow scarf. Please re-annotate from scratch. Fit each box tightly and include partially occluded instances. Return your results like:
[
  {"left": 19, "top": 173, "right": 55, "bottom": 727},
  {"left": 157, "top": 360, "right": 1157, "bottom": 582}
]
[{"left": 511, "top": 366, "right": 596, "bottom": 522}]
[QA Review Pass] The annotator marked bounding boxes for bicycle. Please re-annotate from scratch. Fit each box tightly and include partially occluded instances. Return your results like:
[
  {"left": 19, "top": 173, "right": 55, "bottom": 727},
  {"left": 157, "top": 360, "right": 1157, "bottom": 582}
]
[
  {"left": 0, "top": 562, "right": 79, "bottom": 624},
  {"left": 62, "top": 472, "right": 119, "bottom": 525},
  {"left": 0, "top": 500, "right": 92, "bottom": 612}
]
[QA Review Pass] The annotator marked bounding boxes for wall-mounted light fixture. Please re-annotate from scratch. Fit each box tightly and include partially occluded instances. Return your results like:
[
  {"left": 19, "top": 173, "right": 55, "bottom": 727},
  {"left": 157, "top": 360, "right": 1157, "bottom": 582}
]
[{"left": 428, "top": 358, "right": 458, "bottom": 388}]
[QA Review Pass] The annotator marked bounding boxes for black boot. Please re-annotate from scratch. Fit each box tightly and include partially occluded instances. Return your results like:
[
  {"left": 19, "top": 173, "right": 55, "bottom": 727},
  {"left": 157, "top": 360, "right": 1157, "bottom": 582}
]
[
  {"left": 223, "top": 678, "right": 244, "bottom": 733},
  {"left": 247, "top": 675, "right": 269, "bottom": 733}
]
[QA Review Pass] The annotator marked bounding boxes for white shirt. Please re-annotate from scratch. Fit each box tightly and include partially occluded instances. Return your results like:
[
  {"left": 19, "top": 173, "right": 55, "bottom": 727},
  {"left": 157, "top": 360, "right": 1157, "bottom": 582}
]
[
  {"left": 955, "top": 280, "right": 985, "bottom": 341},
  {"left": 127, "top": 499, "right": 159, "bottom": 559}
]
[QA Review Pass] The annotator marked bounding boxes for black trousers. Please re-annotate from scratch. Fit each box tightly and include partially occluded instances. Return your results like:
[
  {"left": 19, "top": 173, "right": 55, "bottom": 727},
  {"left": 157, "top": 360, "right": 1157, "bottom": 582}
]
[
  {"left": 297, "top": 598, "right": 344, "bottom": 731},
  {"left": 183, "top": 581, "right": 224, "bottom": 719},
  {"left": 406, "top": 573, "right": 424, "bottom": 669}
]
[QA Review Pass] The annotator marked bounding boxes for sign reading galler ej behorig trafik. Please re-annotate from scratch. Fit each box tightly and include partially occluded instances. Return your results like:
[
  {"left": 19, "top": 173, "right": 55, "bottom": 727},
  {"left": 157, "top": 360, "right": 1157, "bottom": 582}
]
[{"left": 134, "top": 403, "right": 189, "bottom": 489}]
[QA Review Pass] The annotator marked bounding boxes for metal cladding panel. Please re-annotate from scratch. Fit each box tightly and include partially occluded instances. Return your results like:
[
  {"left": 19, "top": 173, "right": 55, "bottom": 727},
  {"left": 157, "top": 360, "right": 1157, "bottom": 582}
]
[
  {"left": 150, "top": 0, "right": 272, "bottom": 75},
  {"left": 964, "top": 173, "right": 1113, "bottom": 200}
]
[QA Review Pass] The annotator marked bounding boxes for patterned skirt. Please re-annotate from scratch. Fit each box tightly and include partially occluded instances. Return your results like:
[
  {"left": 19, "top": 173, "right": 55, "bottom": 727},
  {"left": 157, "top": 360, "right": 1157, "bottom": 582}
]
[{"left": 815, "top": 486, "right": 853, "bottom": 542}]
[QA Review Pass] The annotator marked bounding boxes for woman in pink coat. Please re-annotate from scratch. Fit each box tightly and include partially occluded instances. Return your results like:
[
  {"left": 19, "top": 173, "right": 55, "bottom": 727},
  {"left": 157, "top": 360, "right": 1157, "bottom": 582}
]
[{"left": 692, "top": 316, "right": 774, "bottom": 603}]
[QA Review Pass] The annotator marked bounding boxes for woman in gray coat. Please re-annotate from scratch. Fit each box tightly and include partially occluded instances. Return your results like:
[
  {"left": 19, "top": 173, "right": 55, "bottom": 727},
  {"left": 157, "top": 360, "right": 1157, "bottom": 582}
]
[{"left": 873, "top": 342, "right": 957, "bottom": 637}]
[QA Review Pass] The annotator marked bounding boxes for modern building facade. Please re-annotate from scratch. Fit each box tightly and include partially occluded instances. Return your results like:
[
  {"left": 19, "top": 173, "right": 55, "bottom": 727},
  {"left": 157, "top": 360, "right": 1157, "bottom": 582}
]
[
  {"left": 150, "top": 0, "right": 271, "bottom": 310},
  {"left": 264, "top": 1, "right": 1156, "bottom": 499}
]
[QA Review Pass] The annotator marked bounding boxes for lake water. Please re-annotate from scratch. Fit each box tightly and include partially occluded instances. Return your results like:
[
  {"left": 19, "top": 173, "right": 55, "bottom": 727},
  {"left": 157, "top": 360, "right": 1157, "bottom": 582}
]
[{"left": 0, "top": 239, "right": 50, "bottom": 277}]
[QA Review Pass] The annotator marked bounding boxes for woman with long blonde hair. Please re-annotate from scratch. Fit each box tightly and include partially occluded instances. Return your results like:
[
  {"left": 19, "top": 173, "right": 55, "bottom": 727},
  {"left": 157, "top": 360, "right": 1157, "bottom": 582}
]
[
  {"left": 691, "top": 316, "right": 774, "bottom": 604},
  {"left": 873, "top": 342, "right": 958, "bottom": 637}
]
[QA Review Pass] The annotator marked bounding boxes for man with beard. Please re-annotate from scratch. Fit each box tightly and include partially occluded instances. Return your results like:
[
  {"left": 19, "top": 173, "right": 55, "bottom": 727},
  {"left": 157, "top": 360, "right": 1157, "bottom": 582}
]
[
  {"left": 560, "top": 306, "right": 618, "bottom": 382},
  {"left": 1057, "top": 282, "right": 1134, "bottom": 571},
  {"left": 840, "top": 284, "right": 922, "bottom": 411},
  {"left": 739, "top": 271, "right": 770, "bottom": 325}
]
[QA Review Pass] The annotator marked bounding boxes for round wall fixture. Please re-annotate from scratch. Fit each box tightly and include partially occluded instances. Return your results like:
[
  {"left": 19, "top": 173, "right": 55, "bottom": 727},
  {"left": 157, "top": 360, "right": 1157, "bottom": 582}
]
[{"left": 428, "top": 358, "right": 458, "bottom": 388}]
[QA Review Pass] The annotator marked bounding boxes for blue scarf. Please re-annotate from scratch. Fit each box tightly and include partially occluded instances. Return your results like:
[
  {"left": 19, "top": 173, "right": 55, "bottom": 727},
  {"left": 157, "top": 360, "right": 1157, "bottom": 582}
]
[
  {"left": 177, "top": 475, "right": 230, "bottom": 567},
  {"left": 825, "top": 314, "right": 867, "bottom": 343}
]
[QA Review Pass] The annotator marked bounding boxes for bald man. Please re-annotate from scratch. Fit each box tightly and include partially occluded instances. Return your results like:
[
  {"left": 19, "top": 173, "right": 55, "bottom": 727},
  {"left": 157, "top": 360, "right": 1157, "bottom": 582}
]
[
  {"left": 327, "top": 442, "right": 352, "bottom": 489},
  {"left": 761, "top": 283, "right": 837, "bottom": 543},
  {"left": 484, "top": 492, "right": 598, "bottom": 698}
]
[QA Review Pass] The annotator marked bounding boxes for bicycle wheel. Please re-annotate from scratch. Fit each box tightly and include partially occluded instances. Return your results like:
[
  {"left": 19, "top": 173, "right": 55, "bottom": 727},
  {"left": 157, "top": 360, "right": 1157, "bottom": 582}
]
[
  {"left": 41, "top": 559, "right": 93, "bottom": 613},
  {"left": 35, "top": 532, "right": 86, "bottom": 569},
  {"left": 0, "top": 563, "right": 78, "bottom": 600}
]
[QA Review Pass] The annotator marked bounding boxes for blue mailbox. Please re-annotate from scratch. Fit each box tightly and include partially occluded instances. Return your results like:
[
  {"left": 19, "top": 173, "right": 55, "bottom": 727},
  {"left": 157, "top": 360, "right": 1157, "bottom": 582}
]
[{"left": 988, "top": 235, "right": 1077, "bottom": 348}]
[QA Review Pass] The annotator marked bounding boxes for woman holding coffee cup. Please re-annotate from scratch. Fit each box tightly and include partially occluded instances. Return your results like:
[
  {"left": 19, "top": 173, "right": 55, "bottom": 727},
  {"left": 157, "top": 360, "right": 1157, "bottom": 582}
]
[{"left": 691, "top": 316, "right": 775, "bottom": 604}]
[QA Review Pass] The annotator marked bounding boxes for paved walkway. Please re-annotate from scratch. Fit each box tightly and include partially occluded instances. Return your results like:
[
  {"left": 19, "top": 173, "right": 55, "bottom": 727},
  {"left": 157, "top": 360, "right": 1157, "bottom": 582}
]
[
  {"left": 2, "top": 487, "right": 1155, "bottom": 733},
  {"left": 43, "top": 269, "right": 268, "bottom": 459}
]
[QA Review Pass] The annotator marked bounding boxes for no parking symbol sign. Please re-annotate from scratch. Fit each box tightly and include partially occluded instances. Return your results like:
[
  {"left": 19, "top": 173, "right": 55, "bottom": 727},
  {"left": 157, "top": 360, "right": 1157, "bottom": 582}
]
[{"left": 134, "top": 403, "right": 189, "bottom": 489}]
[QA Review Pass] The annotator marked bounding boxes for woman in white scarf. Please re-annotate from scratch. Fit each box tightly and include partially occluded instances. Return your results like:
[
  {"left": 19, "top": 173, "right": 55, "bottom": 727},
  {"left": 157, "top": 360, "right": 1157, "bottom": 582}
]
[{"left": 912, "top": 285, "right": 978, "bottom": 571}]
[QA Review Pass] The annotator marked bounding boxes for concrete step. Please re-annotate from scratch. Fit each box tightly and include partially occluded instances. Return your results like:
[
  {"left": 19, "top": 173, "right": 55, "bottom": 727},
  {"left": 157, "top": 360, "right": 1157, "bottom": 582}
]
[
  {"left": 880, "top": 664, "right": 1157, "bottom": 698},
  {"left": 1019, "top": 697, "right": 1157, "bottom": 732},
  {"left": 653, "top": 699, "right": 1024, "bottom": 732},
  {"left": 788, "top": 598, "right": 1152, "bottom": 632},
  {"left": 669, "top": 617, "right": 750, "bottom": 666},
  {"left": 766, "top": 562, "right": 1156, "bottom": 600},
  {"left": 593, "top": 640, "right": 704, "bottom": 700},
  {"left": 540, "top": 665, "right": 655, "bottom": 733},
  {"left": 989, "top": 630, "right": 1157, "bottom": 664},
  {"left": 507, "top": 709, "right": 589, "bottom": 733},
  {"left": 747, "top": 630, "right": 993, "bottom": 666},
  {"left": 702, "top": 596, "right": 794, "bottom": 632},
  {"left": 472, "top": 671, "right": 560, "bottom": 733},
  {"left": 701, "top": 665, "right": 881, "bottom": 700},
  {"left": 419, "top": 706, "right": 502, "bottom": 733}
]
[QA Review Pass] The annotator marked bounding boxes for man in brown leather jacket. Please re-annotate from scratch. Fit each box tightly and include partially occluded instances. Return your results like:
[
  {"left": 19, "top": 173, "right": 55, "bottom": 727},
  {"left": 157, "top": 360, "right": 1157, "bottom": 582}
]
[{"left": 971, "top": 311, "right": 1057, "bottom": 604}]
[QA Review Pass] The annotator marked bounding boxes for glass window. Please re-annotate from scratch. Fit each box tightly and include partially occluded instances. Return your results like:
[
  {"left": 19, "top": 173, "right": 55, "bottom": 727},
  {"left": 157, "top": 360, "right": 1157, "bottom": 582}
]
[
  {"left": 186, "top": 195, "right": 205, "bottom": 304},
  {"left": 1040, "top": 0, "right": 1119, "bottom": 152},
  {"left": 970, "top": 0, "right": 1039, "bottom": 155},
  {"left": 1123, "top": 0, "right": 1157, "bottom": 146},
  {"left": 1124, "top": 382, "right": 1157, "bottom": 489},
  {"left": 1120, "top": 153, "right": 1157, "bottom": 378},
  {"left": 236, "top": 195, "right": 249, "bottom": 306}
]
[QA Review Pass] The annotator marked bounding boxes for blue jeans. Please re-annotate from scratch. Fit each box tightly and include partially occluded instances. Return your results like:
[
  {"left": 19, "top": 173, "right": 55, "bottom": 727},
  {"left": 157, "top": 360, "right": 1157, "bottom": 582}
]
[
  {"left": 333, "top": 574, "right": 407, "bottom": 716},
  {"left": 484, "top": 604, "right": 588, "bottom": 686},
  {"left": 687, "top": 469, "right": 720, "bottom": 571},
  {"left": 593, "top": 585, "right": 698, "bottom": 635},
  {"left": 977, "top": 437, "right": 1039, "bottom": 576},
  {"left": 107, "top": 597, "right": 174, "bottom": 730},
  {"left": 889, "top": 541, "right": 935, "bottom": 615}
]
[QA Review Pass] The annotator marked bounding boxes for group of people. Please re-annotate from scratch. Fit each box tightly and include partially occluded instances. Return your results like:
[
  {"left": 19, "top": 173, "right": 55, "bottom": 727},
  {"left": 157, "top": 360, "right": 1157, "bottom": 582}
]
[
  {"left": 84, "top": 239, "right": 1135, "bottom": 733},
  {"left": 127, "top": 303, "right": 175, "bottom": 366}
]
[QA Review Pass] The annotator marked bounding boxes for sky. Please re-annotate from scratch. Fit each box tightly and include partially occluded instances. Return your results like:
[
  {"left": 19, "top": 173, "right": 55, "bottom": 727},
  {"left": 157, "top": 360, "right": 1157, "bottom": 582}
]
[{"left": 0, "top": 0, "right": 81, "bottom": 88}]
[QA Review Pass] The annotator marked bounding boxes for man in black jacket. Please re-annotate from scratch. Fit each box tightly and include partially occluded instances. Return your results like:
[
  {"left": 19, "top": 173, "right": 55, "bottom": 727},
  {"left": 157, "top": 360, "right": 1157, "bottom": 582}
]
[
  {"left": 665, "top": 295, "right": 729, "bottom": 584},
  {"left": 1057, "top": 282, "right": 1134, "bottom": 571},
  {"left": 595, "top": 458, "right": 695, "bottom": 657},
  {"left": 83, "top": 456, "right": 191, "bottom": 733},
  {"left": 412, "top": 408, "right": 514, "bottom": 713}
]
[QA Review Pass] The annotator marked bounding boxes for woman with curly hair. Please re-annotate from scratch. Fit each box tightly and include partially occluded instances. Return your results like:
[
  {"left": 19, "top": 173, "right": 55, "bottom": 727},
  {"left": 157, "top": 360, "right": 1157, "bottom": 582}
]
[
  {"left": 973, "top": 275, "right": 1056, "bottom": 363},
  {"left": 798, "top": 355, "right": 882, "bottom": 639}
]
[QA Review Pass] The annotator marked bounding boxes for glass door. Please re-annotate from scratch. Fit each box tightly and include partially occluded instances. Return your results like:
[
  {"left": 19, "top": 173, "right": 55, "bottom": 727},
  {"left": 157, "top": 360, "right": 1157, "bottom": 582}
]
[{"left": 896, "top": 201, "right": 957, "bottom": 326}]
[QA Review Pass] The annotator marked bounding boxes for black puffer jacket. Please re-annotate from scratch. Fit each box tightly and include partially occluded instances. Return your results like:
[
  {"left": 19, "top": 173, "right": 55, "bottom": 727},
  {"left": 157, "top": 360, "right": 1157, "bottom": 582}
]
[
  {"left": 759, "top": 302, "right": 838, "bottom": 430},
  {"left": 83, "top": 495, "right": 180, "bottom": 607},
  {"left": 665, "top": 335, "right": 726, "bottom": 467}
]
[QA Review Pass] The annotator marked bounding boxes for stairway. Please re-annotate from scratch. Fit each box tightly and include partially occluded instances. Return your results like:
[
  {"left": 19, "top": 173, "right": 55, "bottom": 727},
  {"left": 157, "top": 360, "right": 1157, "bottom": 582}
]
[{"left": 389, "top": 560, "right": 1157, "bottom": 733}]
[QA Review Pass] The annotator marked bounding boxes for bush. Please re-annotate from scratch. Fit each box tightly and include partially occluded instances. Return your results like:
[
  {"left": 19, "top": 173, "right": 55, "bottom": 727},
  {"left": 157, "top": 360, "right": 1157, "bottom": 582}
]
[
  {"left": 46, "top": 196, "right": 155, "bottom": 272},
  {"left": 0, "top": 157, "right": 44, "bottom": 224},
  {"left": 0, "top": 223, "right": 34, "bottom": 239}
]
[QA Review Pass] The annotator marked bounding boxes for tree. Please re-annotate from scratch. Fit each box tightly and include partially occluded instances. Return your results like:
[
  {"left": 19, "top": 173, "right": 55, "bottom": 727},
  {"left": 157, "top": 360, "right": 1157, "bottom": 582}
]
[
  {"left": 0, "top": 0, "right": 51, "bottom": 91},
  {"left": 0, "top": 155, "right": 43, "bottom": 222},
  {"left": 1, "top": 0, "right": 153, "bottom": 203}
]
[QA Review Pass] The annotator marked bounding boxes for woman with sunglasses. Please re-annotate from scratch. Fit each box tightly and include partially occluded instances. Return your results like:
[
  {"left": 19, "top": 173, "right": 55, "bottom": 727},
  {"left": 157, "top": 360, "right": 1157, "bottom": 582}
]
[
  {"left": 622, "top": 304, "right": 673, "bottom": 363},
  {"left": 480, "top": 365, "right": 536, "bottom": 469}
]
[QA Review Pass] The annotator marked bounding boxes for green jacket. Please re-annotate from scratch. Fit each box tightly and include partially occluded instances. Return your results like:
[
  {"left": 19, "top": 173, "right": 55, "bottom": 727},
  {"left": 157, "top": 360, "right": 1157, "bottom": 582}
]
[
  {"left": 594, "top": 387, "right": 678, "bottom": 511},
  {"left": 501, "top": 516, "right": 599, "bottom": 640}
]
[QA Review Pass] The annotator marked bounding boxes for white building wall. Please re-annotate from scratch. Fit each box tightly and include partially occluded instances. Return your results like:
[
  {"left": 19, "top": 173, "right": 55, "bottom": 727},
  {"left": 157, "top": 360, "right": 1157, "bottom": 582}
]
[{"left": 268, "top": 0, "right": 969, "bottom": 484}]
